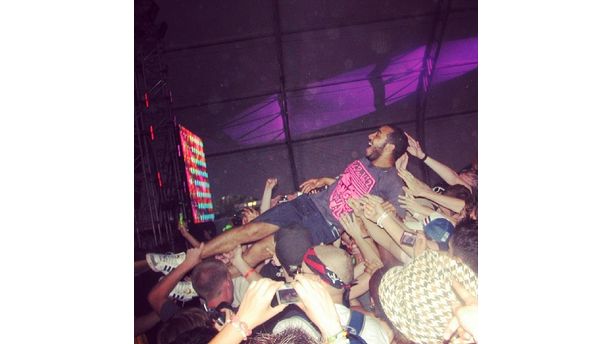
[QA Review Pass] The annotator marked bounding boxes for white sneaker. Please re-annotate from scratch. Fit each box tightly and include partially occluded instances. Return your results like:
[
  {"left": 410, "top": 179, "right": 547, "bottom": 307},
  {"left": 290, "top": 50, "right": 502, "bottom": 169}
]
[
  {"left": 169, "top": 280, "right": 198, "bottom": 302},
  {"left": 146, "top": 252, "right": 186, "bottom": 274}
]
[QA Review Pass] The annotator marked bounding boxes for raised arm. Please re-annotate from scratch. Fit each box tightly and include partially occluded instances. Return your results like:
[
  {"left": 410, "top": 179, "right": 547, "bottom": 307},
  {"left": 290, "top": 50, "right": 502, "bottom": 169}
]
[
  {"left": 179, "top": 223, "right": 201, "bottom": 248},
  {"left": 398, "top": 168, "right": 466, "bottom": 214},
  {"left": 339, "top": 212, "right": 383, "bottom": 300},
  {"left": 350, "top": 260, "right": 383, "bottom": 300},
  {"left": 417, "top": 188, "right": 465, "bottom": 214},
  {"left": 260, "top": 178, "right": 277, "bottom": 213},
  {"left": 147, "top": 244, "right": 204, "bottom": 314},
  {"left": 405, "top": 134, "right": 472, "bottom": 191},
  {"left": 339, "top": 212, "right": 383, "bottom": 268},
  {"left": 230, "top": 245, "right": 262, "bottom": 282}
]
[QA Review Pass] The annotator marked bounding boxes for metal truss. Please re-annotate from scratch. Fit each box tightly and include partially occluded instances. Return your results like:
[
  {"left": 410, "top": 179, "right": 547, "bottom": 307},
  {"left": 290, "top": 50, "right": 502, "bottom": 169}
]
[
  {"left": 415, "top": 0, "right": 452, "bottom": 184},
  {"left": 135, "top": 42, "right": 190, "bottom": 252}
]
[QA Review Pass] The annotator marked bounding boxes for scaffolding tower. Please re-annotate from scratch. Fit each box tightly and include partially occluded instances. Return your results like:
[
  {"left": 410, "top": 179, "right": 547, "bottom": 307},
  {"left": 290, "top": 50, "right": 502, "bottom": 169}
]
[{"left": 134, "top": 40, "right": 189, "bottom": 252}]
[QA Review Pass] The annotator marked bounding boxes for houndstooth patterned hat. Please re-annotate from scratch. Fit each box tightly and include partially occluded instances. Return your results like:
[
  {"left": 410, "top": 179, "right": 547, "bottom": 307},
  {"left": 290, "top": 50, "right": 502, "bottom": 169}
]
[{"left": 379, "top": 250, "right": 477, "bottom": 344}]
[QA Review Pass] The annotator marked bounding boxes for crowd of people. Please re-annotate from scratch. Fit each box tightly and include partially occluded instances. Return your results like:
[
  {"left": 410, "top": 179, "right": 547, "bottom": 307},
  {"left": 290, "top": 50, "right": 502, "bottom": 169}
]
[{"left": 135, "top": 124, "right": 478, "bottom": 344}]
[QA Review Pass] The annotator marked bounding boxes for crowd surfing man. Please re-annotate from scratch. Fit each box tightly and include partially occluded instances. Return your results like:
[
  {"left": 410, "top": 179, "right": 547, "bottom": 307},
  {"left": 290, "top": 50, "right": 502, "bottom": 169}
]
[{"left": 194, "top": 125, "right": 408, "bottom": 266}]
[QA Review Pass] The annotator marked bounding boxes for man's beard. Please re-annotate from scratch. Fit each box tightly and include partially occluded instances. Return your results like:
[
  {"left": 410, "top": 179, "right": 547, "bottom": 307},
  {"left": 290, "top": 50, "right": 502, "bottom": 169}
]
[{"left": 366, "top": 146, "right": 383, "bottom": 161}]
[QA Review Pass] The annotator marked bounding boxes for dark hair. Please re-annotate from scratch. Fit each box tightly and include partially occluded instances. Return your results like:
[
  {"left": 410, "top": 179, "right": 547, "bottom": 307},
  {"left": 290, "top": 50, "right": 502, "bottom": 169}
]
[
  {"left": 369, "top": 266, "right": 392, "bottom": 323},
  {"left": 168, "top": 326, "right": 217, "bottom": 344},
  {"left": 248, "top": 327, "right": 319, "bottom": 344},
  {"left": 384, "top": 125, "right": 408, "bottom": 161},
  {"left": 451, "top": 219, "right": 478, "bottom": 274},
  {"left": 443, "top": 184, "right": 475, "bottom": 218},
  {"left": 191, "top": 258, "right": 230, "bottom": 301},
  {"left": 157, "top": 308, "right": 214, "bottom": 344}
]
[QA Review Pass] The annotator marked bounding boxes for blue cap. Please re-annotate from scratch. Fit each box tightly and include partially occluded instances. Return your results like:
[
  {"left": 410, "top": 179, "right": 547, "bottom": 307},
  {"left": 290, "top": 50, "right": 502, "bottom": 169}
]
[{"left": 424, "top": 218, "right": 454, "bottom": 251}]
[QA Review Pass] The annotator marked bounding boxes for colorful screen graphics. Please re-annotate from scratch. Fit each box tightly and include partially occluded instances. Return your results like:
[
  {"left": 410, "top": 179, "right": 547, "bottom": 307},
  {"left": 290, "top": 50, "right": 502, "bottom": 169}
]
[{"left": 179, "top": 125, "right": 214, "bottom": 223}]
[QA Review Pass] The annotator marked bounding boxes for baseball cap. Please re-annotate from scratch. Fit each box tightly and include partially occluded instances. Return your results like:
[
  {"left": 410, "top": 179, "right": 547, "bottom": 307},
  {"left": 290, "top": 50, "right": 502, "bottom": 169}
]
[
  {"left": 423, "top": 213, "right": 454, "bottom": 251},
  {"left": 274, "top": 224, "right": 313, "bottom": 277}
]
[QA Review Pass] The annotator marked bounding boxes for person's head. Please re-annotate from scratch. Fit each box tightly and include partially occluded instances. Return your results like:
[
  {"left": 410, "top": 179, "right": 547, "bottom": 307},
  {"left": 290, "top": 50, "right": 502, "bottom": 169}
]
[
  {"left": 300, "top": 245, "right": 353, "bottom": 301},
  {"left": 423, "top": 216, "right": 454, "bottom": 252},
  {"left": 167, "top": 327, "right": 217, "bottom": 344},
  {"left": 366, "top": 125, "right": 408, "bottom": 163},
  {"left": 250, "top": 327, "right": 319, "bottom": 344},
  {"left": 274, "top": 224, "right": 314, "bottom": 281},
  {"left": 191, "top": 258, "right": 233, "bottom": 308},
  {"left": 369, "top": 266, "right": 415, "bottom": 344},
  {"left": 156, "top": 307, "right": 213, "bottom": 344},
  {"left": 449, "top": 219, "right": 478, "bottom": 275},
  {"left": 458, "top": 162, "right": 478, "bottom": 190},
  {"left": 438, "top": 184, "right": 474, "bottom": 222}
]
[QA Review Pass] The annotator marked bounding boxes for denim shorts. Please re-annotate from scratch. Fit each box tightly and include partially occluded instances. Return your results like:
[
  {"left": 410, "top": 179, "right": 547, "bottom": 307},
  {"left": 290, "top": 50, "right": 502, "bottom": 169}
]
[{"left": 253, "top": 195, "right": 340, "bottom": 244}]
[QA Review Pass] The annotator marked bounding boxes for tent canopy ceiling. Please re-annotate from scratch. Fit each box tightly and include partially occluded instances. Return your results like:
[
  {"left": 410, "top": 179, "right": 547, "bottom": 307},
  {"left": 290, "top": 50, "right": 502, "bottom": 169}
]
[{"left": 137, "top": 0, "right": 477, "bottom": 158}]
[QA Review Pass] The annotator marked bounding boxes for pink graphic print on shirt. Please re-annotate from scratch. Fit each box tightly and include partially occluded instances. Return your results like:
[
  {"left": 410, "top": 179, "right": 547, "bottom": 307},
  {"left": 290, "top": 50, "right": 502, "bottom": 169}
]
[{"left": 328, "top": 160, "right": 375, "bottom": 220}]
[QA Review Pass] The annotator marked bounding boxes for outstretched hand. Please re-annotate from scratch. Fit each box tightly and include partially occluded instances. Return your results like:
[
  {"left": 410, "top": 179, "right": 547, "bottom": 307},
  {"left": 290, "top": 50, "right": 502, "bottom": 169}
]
[
  {"left": 230, "top": 245, "right": 244, "bottom": 266},
  {"left": 347, "top": 198, "right": 365, "bottom": 218},
  {"left": 339, "top": 212, "right": 363, "bottom": 239},
  {"left": 241, "top": 207, "right": 260, "bottom": 224},
  {"left": 299, "top": 178, "right": 324, "bottom": 194},
  {"left": 381, "top": 200, "right": 397, "bottom": 218},
  {"left": 361, "top": 194, "right": 386, "bottom": 223},
  {"left": 395, "top": 152, "right": 409, "bottom": 171},
  {"left": 184, "top": 243, "right": 204, "bottom": 267},
  {"left": 265, "top": 177, "right": 278, "bottom": 190},
  {"left": 443, "top": 280, "right": 478, "bottom": 343},
  {"left": 398, "top": 186, "right": 431, "bottom": 217},
  {"left": 397, "top": 169, "right": 429, "bottom": 197},
  {"left": 405, "top": 133, "right": 426, "bottom": 160}
]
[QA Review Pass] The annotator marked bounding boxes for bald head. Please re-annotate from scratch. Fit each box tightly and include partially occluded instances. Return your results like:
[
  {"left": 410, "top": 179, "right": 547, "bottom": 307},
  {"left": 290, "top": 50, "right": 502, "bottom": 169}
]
[{"left": 303, "top": 245, "right": 353, "bottom": 293}]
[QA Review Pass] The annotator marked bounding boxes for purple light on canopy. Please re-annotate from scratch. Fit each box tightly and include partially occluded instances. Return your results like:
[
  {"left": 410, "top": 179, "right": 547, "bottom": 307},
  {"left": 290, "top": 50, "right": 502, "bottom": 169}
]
[
  {"left": 382, "top": 45, "right": 425, "bottom": 105},
  {"left": 223, "top": 37, "right": 477, "bottom": 145},
  {"left": 287, "top": 66, "right": 377, "bottom": 136},
  {"left": 431, "top": 37, "right": 478, "bottom": 84}
]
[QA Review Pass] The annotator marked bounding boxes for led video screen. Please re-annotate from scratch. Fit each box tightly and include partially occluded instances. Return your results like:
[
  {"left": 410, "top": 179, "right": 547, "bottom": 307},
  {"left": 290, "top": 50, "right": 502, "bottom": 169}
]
[{"left": 179, "top": 125, "right": 214, "bottom": 223}]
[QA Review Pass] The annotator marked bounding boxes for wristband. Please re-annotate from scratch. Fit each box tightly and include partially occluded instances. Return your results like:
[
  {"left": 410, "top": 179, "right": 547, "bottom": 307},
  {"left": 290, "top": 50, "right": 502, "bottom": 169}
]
[
  {"left": 419, "top": 154, "right": 428, "bottom": 162},
  {"left": 243, "top": 268, "right": 256, "bottom": 279},
  {"left": 376, "top": 212, "right": 389, "bottom": 228},
  {"left": 230, "top": 315, "right": 252, "bottom": 340}
]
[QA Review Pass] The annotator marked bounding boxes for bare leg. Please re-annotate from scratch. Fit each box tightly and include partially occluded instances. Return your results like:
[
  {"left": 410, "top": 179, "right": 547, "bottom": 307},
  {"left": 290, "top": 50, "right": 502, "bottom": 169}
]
[
  {"left": 199, "top": 221, "right": 279, "bottom": 259},
  {"left": 243, "top": 235, "right": 276, "bottom": 267}
]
